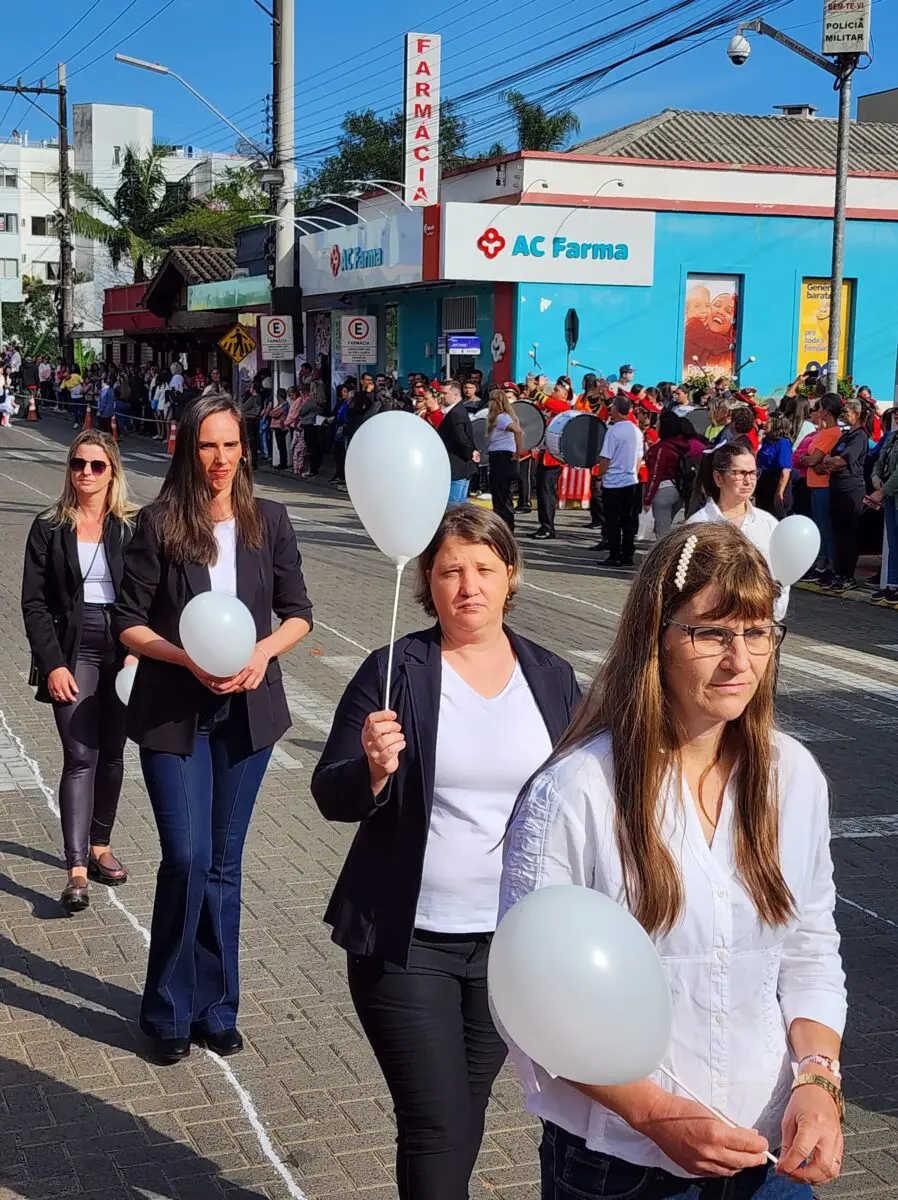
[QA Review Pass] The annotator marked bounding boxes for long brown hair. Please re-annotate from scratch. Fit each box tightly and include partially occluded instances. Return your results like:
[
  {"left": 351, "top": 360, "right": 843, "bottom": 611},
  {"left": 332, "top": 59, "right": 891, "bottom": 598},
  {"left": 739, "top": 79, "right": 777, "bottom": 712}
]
[
  {"left": 151, "top": 394, "right": 263, "bottom": 565},
  {"left": 45, "top": 430, "right": 135, "bottom": 529},
  {"left": 550, "top": 522, "right": 793, "bottom": 935},
  {"left": 487, "top": 387, "right": 515, "bottom": 435}
]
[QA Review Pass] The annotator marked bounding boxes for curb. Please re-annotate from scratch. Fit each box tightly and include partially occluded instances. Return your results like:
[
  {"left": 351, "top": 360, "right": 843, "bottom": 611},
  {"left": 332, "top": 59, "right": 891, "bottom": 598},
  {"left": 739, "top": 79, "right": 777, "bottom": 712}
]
[{"left": 795, "top": 579, "right": 898, "bottom": 610}]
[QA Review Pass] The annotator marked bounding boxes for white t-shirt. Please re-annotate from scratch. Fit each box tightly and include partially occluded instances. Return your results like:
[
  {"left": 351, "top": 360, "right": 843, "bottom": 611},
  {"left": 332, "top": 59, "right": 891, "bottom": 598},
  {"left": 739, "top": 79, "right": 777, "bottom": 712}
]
[
  {"left": 78, "top": 541, "right": 115, "bottom": 604},
  {"left": 601, "top": 419, "right": 643, "bottom": 489},
  {"left": 688, "top": 498, "right": 790, "bottom": 620},
  {"left": 209, "top": 519, "right": 237, "bottom": 595},
  {"left": 415, "top": 658, "right": 553, "bottom": 934},
  {"left": 488, "top": 412, "right": 516, "bottom": 453},
  {"left": 38, "top": 362, "right": 52, "bottom": 382}
]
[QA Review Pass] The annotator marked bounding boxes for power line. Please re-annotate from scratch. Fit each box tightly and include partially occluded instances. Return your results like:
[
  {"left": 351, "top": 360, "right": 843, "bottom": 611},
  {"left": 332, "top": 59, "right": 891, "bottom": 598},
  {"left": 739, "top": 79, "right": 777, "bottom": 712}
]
[
  {"left": 68, "top": 0, "right": 179, "bottom": 81},
  {"left": 5, "top": 0, "right": 106, "bottom": 87}
]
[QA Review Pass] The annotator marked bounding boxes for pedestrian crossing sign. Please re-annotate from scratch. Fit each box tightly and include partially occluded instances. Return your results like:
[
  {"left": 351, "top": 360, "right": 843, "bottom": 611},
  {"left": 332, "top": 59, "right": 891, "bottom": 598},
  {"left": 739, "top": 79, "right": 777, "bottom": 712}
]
[{"left": 219, "top": 323, "right": 256, "bottom": 364}]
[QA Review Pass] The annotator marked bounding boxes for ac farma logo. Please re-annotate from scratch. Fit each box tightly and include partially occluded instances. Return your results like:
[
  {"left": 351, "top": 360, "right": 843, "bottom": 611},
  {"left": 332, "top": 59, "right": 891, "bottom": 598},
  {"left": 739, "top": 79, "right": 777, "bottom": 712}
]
[{"left": 476, "top": 227, "right": 630, "bottom": 263}]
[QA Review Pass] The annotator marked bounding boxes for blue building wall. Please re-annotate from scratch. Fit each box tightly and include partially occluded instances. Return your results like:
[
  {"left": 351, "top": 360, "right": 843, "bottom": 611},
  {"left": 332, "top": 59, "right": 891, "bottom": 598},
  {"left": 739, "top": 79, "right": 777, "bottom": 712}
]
[
  {"left": 513, "top": 211, "right": 898, "bottom": 400},
  {"left": 397, "top": 284, "right": 495, "bottom": 381}
]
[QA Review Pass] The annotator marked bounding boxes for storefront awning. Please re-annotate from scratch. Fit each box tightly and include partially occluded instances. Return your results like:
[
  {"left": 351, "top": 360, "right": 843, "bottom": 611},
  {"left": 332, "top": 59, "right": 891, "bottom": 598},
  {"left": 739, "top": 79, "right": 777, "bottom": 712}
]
[{"left": 188, "top": 275, "right": 271, "bottom": 312}]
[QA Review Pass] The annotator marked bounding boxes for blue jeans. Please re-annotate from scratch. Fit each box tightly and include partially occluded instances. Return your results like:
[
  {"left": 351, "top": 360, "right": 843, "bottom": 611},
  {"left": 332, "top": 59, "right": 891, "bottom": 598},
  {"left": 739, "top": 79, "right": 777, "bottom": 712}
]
[
  {"left": 885, "top": 497, "right": 898, "bottom": 587},
  {"left": 540, "top": 1123, "right": 811, "bottom": 1200},
  {"left": 810, "top": 488, "right": 834, "bottom": 566},
  {"left": 448, "top": 478, "right": 471, "bottom": 506},
  {"left": 139, "top": 698, "right": 272, "bottom": 1038}
]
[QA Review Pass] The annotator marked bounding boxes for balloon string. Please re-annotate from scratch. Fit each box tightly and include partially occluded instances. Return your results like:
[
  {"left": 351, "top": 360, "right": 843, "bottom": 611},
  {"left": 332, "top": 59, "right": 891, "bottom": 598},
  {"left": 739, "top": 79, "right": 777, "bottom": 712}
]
[
  {"left": 658, "top": 1067, "right": 779, "bottom": 1167},
  {"left": 383, "top": 562, "right": 406, "bottom": 712}
]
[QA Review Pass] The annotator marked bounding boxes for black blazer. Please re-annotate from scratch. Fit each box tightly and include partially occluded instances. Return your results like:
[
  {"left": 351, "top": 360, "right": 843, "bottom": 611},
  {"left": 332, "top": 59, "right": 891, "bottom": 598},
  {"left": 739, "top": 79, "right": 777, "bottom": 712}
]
[
  {"left": 438, "top": 402, "right": 476, "bottom": 481},
  {"left": 311, "top": 625, "right": 581, "bottom": 967},
  {"left": 112, "top": 498, "right": 313, "bottom": 755},
  {"left": 22, "top": 515, "right": 132, "bottom": 704}
]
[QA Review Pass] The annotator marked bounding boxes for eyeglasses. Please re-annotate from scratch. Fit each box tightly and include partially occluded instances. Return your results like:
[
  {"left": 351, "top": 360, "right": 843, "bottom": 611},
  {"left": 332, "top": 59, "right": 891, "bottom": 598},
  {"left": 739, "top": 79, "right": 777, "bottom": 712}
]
[
  {"left": 725, "top": 469, "right": 758, "bottom": 482},
  {"left": 665, "top": 620, "right": 787, "bottom": 657},
  {"left": 70, "top": 457, "right": 108, "bottom": 475}
]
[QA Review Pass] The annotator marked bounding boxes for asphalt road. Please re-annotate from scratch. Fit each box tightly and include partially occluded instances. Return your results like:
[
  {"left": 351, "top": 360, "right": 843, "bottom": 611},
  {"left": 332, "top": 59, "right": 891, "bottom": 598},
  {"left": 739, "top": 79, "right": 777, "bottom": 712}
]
[{"left": 0, "top": 416, "right": 895, "bottom": 1199}]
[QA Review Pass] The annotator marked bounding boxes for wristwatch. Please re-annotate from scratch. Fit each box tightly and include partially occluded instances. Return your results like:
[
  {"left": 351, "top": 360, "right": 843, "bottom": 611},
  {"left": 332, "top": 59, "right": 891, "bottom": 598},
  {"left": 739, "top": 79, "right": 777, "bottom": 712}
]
[{"left": 792, "top": 1072, "right": 846, "bottom": 1122}]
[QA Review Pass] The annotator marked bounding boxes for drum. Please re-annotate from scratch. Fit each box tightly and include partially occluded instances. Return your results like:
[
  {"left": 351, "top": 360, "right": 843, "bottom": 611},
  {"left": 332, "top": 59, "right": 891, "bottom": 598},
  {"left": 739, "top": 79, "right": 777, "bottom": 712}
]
[
  {"left": 686, "top": 408, "right": 711, "bottom": 437},
  {"left": 545, "top": 410, "right": 606, "bottom": 468},
  {"left": 514, "top": 400, "right": 546, "bottom": 452},
  {"left": 471, "top": 406, "right": 490, "bottom": 455}
]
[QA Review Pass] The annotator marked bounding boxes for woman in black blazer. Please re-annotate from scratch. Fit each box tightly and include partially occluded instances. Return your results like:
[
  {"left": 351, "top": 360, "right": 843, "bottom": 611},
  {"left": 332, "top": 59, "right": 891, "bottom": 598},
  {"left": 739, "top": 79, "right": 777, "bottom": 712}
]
[
  {"left": 113, "top": 394, "right": 313, "bottom": 1066},
  {"left": 22, "top": 430, "right": 135, "bottom": 912},
  {"left": 312, "top": 505, "right": 580, "bottom": 1200}
]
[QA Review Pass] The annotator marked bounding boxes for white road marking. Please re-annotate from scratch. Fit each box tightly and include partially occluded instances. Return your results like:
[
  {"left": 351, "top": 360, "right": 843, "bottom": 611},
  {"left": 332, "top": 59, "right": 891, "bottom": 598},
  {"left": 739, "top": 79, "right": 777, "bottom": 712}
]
[
  {"left": 281, "top": 674, "right": 338, "bottom": 737},
  {"left": 314, "top": 621, "right": 371, "bottom": 654},
  {"left": 0, "top": 471, "right": 52, "bottom": 499},
  {"left": 837, "top": 893, "right": 898, "bottom": 929},
  {"left": 777, "top": 715, "right": 852, "bottom": 743},
  {"left": 878, "top": 644, "right": 898, "bottom": 653},
  {"left": 271, "top": 743, "right": 302, "bottom": 771},
  {"left": 779, "top": 653, "right": 898, "bottom": 703},
  {"left": 0, "top": 704, "right": 309, "bottom": 1200},
  {"left": 128, "top": 452, "right": 167, "bottom": 463},
  {"left": 816, "top": 642, "right": 898, "bottom": 680},
  {"left": 831, "top": 815, "right": 898, "bottom": 839},
  {"left": 521, "top": 579, "right": 619, "bottom": 619}
]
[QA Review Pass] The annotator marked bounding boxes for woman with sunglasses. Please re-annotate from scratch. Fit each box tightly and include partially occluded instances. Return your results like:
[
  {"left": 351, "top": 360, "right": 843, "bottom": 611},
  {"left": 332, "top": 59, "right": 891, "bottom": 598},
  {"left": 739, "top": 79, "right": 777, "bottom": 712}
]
[
  {"left": 113, "top": 394, "right": 313, "bottom": 1065},
  {"left": 688, "top": 442, "right": 789, "bottom": 619},
  {"left": 21, "top": 431, "right": 136, "bottom": 911}
]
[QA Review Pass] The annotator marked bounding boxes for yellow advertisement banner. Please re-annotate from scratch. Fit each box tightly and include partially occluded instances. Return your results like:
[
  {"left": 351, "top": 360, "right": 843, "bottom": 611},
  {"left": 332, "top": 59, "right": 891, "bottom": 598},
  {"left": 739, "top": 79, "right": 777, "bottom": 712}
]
[{"left": 796, "top": 278, "right": 852, "bottom": 378}]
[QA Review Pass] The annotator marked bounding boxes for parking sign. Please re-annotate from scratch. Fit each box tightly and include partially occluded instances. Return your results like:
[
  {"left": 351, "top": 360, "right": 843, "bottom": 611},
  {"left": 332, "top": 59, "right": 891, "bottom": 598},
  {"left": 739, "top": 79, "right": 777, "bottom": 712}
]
[
  {"left": 260, "top": 315, "right": 295, "bottom": 361},
  {"left": 341, "top": 315, "right": 378, "bottom": 364}
]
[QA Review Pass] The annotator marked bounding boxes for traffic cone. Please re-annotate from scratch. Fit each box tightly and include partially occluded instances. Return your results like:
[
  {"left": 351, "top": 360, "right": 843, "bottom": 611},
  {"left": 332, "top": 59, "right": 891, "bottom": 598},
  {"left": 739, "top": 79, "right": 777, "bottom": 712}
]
[
  {"left": 166, "top": 419, "right": 177, "bottom": 455},
  {"left": 110, "top": 415, "right": 118, "bottom": 443},
  {"left": 83, "top": 406, "right": 93, "bottom": 430},
  {"left": 26, "top": 392, "right": 37, "bottom": 422}
]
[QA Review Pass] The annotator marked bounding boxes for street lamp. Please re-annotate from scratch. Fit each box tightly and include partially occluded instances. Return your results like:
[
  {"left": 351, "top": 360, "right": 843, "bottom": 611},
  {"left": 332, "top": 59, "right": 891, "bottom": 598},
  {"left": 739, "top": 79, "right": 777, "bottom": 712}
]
[
  {"left": 345, "top": 179, "right": 413, "bottom": 210},
  {"left": 726, "top": 20, "right": 858, "bottom": 384},
  {"left": 114, "top": 54, "right": 270, "bottom": 160},
  {"left": 554, "top": 178, "right": 625, "bottom": 238}
]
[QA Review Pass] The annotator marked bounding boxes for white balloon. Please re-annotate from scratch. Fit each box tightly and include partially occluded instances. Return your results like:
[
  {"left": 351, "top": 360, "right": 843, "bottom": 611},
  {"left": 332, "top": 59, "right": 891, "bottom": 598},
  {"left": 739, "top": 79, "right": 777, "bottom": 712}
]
[
  {"left": 115, "top": 663, "right": 138, "bottom": 706},
  {"left": 768, "top": 515, "right": 821, "bottom": 587},
  {"left": 345, "top": 411, "right": 451, "bottom": 564},
  {"left": 179, "top": 592, "right": 257, "bottom": 678},
  {"left": 489, "top": 885, "right": 672, "bottom": 1086}
]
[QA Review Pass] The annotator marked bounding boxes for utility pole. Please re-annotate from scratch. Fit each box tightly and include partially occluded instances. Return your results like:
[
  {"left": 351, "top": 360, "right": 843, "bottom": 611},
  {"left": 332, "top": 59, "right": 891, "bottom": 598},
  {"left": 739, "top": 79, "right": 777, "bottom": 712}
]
[
  {"left": 270, "top": 0, "right": 296, "bottom": 392},
  {"left": 0, "top": 67, "right": 75, "bottom": 365},
  {"left": 826, "top": 59, "right": 855, "bottom": 385},
  {"left": 57, "top": 63, "right": 75, "bottom": 368}
]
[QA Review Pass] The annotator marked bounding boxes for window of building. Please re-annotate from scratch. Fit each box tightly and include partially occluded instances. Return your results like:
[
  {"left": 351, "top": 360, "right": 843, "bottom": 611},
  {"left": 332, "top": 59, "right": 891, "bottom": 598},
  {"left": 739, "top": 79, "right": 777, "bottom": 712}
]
[
  {"left": 0, "top": 259, "right": 19, "bottom": 278},
  {"left": 441, "top": 296, "right": 477, "bottom": 333},
  {"left": 30, "top": 172, "right": 47, "bottom": 193},
  {"left": 113, "top": 146, "right": 121, "bottom": 166},
  {"left": 0, "top": 214, "right": 17, "bottom": 234},
  {"left": 45, "top": 261, "right": 59, "bottom": 281},
  {"left": 31, "top": 215, "right": 52, "bottom": 237},
  {"left": 2, "top": 174, "right": 16, "bottom": 189}
]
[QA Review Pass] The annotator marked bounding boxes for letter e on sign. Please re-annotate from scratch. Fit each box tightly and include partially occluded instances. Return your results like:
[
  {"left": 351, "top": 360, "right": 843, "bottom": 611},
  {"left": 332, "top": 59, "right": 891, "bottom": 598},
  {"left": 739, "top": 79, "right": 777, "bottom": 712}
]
[
  {"left": 341, "top": 315, "right": 378, "bottom": 365},
  {"left": 260, "top": 314, "right": 295, "bottom": 362}
]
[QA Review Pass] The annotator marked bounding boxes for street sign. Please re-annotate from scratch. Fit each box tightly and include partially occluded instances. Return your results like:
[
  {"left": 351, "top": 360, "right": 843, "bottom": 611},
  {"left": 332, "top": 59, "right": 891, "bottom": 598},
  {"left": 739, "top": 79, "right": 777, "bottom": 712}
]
[
  {"left": 823, "top": 0, "right": 871, "bottom": 54},
  {"left": 219, "top": 323, "right": 256, "bottom": 364},
  {"left": 341, "top": 315, "right": 378, "bottom": 364},
  {"left": 437, "top": 335, "right": 448, "bottom": 355},
  {"left": 565, "top": 308, "right": 580, "bottom": 352},
  {"left": 447, "top": 334, "right": 480, "bottom": 354},
  {"left": 259, "top": 314, "right": 294, "bottom": 361}
]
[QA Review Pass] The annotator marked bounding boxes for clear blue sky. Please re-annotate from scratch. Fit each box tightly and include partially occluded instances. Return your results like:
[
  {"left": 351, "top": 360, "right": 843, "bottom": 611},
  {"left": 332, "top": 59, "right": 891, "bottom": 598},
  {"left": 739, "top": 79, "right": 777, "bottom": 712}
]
[{"left": 1, "top": 0, "right": 893, "bottom": 178}]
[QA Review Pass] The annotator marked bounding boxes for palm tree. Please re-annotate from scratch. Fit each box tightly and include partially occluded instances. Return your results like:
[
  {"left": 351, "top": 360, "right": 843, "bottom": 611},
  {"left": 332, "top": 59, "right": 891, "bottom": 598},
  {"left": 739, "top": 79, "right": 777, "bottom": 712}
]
[
  {"left": 70, "top": 145, "right": 192, "bottom": 282},
  {"left": 503, "top": 91, "right": 581, "bottom": 152}
]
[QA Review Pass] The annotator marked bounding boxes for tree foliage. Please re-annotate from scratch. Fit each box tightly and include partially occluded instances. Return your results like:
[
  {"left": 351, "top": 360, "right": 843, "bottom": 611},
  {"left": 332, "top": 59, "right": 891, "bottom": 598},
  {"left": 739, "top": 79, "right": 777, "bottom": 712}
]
[
  {"left": 70, "top": 145, "right": 192, "bottom": 281},
  {"left": 162, "top": 166, "right": 268, "bottom": 247},
  {"left": 503, "top": 91, "right": 581, "bottom": 152},
  {"left": 297, "top": 102, "right": 467, "bottom": 206},
  {"left": 3, "top": 278, "right": 59, "bottom": 358}
]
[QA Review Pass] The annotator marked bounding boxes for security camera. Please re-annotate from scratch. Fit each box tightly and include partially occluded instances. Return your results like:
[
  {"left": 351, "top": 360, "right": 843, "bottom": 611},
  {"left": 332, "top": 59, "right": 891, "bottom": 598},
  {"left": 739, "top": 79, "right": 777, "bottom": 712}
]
[{"left": 727, "top": 33, "right": 751, "bottom": 66}]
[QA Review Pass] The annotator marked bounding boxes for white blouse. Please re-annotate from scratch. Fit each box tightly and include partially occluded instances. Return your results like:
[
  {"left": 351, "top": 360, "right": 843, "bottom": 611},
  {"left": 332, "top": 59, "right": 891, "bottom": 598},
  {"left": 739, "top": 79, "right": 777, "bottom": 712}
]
[
  {"left": 498, "top": 730, "right": 846, "bottom": 1177},
  {"left": 688, "top": 499, "right": 789, "bottom": 621}
]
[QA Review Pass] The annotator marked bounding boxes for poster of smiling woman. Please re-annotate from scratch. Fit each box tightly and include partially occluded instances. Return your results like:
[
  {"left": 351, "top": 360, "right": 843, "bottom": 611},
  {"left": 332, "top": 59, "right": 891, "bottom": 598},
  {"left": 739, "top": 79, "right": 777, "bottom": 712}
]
[{"left": 682, "top": 273, "right": 740, "bottom": 381}]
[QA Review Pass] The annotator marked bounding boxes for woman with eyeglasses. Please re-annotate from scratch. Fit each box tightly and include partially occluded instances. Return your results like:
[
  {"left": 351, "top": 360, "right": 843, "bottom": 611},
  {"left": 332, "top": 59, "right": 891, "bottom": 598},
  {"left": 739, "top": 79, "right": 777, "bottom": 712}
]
[
  {"left": 21, "top": 431, "right": 136, "bottom": 911},
  {"left": 501, "top": 521, "right": 846, "bottom": 1200},
  {"left": 688, "top": 442, "right": 788, "bottom": 619}
]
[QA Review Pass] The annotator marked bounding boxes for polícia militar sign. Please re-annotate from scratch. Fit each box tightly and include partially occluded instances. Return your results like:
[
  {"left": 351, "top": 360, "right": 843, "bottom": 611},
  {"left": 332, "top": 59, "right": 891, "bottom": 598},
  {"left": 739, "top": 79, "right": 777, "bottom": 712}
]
[{"left": 441, "top": 203, "right": 655, "bottom": 287}]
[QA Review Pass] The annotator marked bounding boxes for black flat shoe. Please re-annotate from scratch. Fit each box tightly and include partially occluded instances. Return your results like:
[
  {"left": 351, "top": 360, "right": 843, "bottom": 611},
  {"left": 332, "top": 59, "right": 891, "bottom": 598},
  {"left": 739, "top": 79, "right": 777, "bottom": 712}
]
[
  {"left": 88, "top": 851, "right": 128, "bottom": 885},
  {"left": 60, "top": 878, "right": 89, "bottom": 913},
  {"left": 531, "top": 528, "right": 555, "bottom": 540},
  {"left": 192, "top": 1028, "right": 244, "bottom": 1057},
  {"left": 146, "top": 1036, "right": 191, "bottom": 1066}
]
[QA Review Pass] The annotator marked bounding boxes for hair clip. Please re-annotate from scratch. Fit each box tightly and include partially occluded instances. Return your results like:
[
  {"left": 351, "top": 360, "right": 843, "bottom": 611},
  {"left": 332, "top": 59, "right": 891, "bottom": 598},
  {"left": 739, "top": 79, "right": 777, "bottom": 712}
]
[{"left": 674, "top": 535, "right": 698, "bottom": 592}]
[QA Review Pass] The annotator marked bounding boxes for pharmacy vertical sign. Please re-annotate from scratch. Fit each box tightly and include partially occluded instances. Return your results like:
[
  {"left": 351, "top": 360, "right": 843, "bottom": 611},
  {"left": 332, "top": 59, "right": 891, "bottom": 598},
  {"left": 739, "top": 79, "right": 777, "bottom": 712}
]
[
  {"left": 822, "top": 0, "right": 871, "bottom": 53},
  {"left": 404, "top": 33, "right": 441, "bottom": 206}
]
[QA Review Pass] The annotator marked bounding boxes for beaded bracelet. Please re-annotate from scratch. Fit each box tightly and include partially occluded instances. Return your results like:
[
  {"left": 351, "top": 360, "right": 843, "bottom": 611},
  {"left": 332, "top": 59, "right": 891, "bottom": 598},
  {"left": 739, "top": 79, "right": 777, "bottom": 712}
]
[{"left": 798, "top": 1054, "right": 841, "bottom": 1082}]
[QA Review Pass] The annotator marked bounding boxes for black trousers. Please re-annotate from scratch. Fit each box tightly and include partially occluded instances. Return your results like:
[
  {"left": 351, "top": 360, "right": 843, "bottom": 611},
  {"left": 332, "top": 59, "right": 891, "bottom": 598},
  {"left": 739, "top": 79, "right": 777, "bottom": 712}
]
[
  {"left": 273, "top": 427, "right": 288, "bottom": 469},
  {"left": 51, "top": 605, "right": 127, "bottom": 869},
  {"left": 332, "top": 440, "right": 346, "bottom": 481},
  {"left": 515, "top": 457, "right": 532, "bottom": 508},
  {"left": 603, "top": 483, "right": 640, "bottom": 561},
  {"left": 536, "top": 462, "right": 561, "bottom": 533},
  {"left": 589, "top": 476, "right": 604, "bottom": 529},
  {"left": 304, "top": 425, "right": 324, "bottom": 475},
  {"left": 347, "top": 931, "right": 508, "bottom": 1200},
  {"left": 831, "top": 485, "right": 865, "bottom": 579},
  {"left": 489, "top": 451, "right": 519, "bottom": 531}
]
